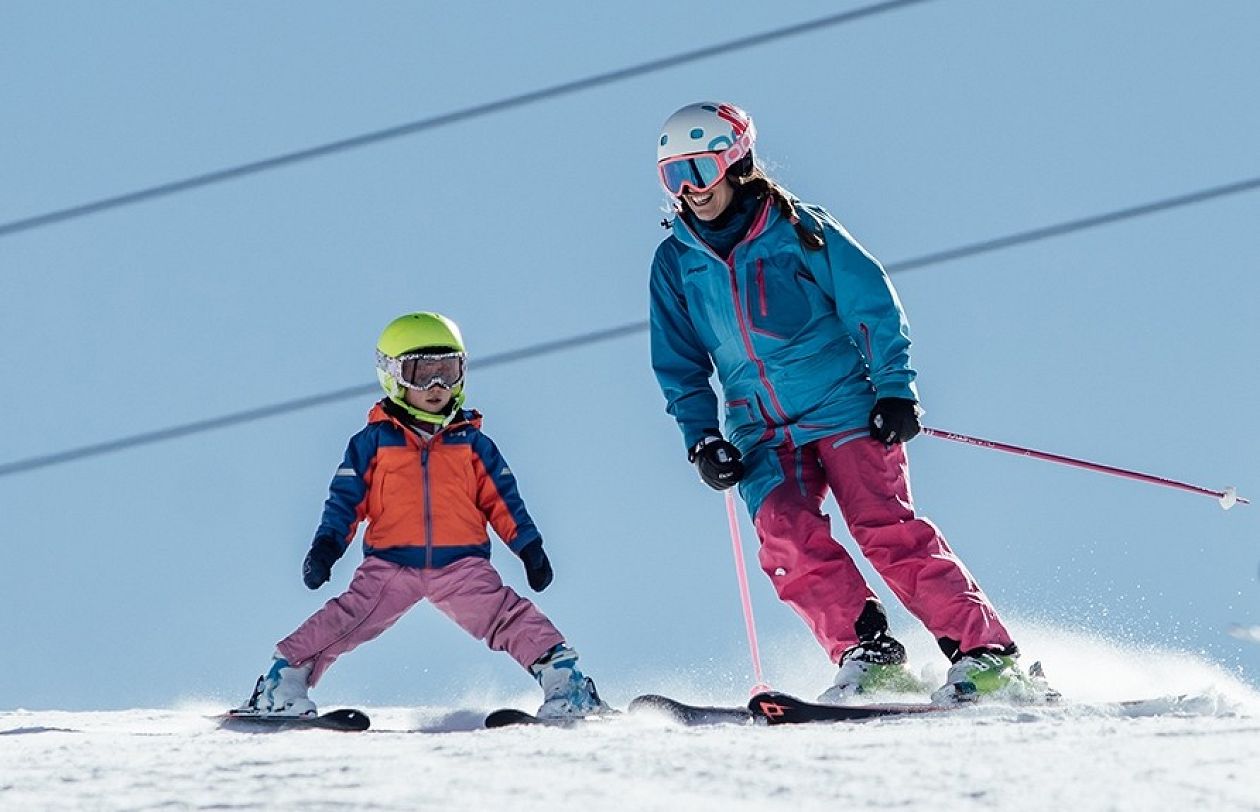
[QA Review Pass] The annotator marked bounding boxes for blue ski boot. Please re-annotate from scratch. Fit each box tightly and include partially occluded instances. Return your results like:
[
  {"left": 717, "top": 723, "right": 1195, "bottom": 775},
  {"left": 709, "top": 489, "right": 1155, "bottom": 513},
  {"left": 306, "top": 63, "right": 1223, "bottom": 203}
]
[
  {"left": 239, "top": 652, "right": 317, "bottom": 717},
  {"left": 530, "top": 644, "right": 612, "bottom": 720}
]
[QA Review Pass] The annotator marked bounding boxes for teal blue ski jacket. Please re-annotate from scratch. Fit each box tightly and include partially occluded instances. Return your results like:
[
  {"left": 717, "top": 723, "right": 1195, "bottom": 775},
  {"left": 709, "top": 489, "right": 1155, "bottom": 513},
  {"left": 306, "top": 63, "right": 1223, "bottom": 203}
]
[{"left": 649, "top": 196, "right": 919, "bottom": 517}]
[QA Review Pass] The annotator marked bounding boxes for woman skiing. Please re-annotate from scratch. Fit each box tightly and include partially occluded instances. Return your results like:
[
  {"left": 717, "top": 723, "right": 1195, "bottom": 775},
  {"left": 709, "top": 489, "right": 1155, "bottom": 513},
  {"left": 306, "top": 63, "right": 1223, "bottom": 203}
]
[
  {"left": 237, "top": 312, "right": 609, "bottom": 719},
  {"left": 648, "top": 101, "right": 1045, "bottom": 703}
]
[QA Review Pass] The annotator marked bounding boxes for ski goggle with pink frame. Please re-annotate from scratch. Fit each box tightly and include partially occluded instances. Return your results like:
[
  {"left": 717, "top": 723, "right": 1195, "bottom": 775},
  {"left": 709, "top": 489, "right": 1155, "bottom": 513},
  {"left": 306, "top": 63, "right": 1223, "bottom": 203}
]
[
  {"left": 657, "top": 132, "right": 754, "bottom": 196},
  {"left": 376, "top": 350, "right": 465, "bottom": 390}
]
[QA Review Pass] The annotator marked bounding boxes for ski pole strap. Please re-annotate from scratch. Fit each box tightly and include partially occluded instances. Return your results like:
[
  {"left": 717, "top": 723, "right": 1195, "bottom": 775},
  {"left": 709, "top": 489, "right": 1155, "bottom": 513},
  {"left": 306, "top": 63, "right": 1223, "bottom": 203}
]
[{"left": 922, "top": 427, "right": 1249, "bottom": 509}]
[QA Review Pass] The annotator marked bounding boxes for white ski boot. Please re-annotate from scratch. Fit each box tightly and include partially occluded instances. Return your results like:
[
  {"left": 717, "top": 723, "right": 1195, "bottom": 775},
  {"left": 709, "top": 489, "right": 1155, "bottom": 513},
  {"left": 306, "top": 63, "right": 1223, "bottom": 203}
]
[
  {"left": 240, "top": 653, "right": 317, "bottom": 717},
  {"left": 530, "top": 644, "right": 611, "bottom": 720},
  {"left": 819, "top": 633, "right": 926, "bottom": 703}
]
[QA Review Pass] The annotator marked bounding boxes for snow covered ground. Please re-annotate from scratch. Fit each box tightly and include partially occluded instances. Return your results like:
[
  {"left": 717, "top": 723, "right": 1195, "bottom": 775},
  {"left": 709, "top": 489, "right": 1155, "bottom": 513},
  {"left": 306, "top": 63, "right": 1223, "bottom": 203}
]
[
  {"left": 5, "top": 629, "right": 1260, "bottom": 811},
  {"left": 4, "top": 697, "right": 1258, "bottom": 811}
]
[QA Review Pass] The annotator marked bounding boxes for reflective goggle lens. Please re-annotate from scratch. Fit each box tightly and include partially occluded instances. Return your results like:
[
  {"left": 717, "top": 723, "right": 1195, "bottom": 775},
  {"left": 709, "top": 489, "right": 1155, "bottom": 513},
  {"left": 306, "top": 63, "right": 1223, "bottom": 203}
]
[
  {"left": 400, "top": 354, "right": 463, "bottom": 389},
  {"left": 658, "top": 153, "right": 724, "bottom": 195},
  {"left": 376, "top": 350, "right": 465, "bottom": 390}
]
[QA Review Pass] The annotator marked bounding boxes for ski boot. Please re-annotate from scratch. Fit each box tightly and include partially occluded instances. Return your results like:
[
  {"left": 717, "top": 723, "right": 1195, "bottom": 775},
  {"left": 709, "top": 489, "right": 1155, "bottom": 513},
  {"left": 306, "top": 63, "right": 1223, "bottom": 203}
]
[
  {"left": 930, "top": 651, "right": 1057, "bottom": 705},
  {"left": 238, "top": 653, "right": 317, "bottom": 717},
  {"left": 530, "top": 644, "right": 612, "bottom": 720},
  {"left": 818, "top": 632, "right": 926, "bottom": 703}
]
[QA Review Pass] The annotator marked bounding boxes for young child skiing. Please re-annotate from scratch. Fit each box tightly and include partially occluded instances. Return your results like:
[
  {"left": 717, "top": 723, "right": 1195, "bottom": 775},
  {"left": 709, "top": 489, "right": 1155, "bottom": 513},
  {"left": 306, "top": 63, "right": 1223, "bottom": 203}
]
[
  {"left": 237, "top": 311, "right": 610, "bottom": 719},
  {"left": 649, "top": 101, "right": 1050, "bottom": 704}
]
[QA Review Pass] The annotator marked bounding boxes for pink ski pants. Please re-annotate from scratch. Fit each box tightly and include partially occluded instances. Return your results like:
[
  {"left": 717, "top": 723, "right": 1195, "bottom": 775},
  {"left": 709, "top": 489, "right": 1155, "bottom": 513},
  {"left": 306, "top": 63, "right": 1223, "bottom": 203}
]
[
  {"left": 753, "top": 435, "right": 1014, "bottom": 662},
  {"left": 276, "top": 555, "right": 564, "bottom": 686}
]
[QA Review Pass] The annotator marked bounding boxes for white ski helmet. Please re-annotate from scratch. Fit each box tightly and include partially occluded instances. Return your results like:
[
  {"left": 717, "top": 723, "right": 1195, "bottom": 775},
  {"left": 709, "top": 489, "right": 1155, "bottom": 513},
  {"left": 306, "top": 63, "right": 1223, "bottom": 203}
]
[
  {"left": 656, "top": 102, "right": 757, "bottom": 195},
  {"left": 657, "top": 102, "right": 756, "bottom": 162}
]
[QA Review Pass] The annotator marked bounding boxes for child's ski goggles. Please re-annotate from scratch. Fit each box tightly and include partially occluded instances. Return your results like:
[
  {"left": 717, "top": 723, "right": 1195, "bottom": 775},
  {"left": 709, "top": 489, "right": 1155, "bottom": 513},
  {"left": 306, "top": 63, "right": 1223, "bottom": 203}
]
[{"left": 377, "top": 350, "right": 465, "bottom": 390}]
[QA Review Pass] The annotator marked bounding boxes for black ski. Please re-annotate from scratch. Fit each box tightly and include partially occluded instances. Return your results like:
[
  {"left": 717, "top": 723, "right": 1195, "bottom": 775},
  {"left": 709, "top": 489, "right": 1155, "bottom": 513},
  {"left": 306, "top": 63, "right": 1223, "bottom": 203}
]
[
  {"left": 484, "top": 708, "right": 621, "bottom": 728},
  {"left": 215, "top": 708, "right": 370, "bottom": 732},
  {"left": 748, "top": 691, "right": 960, "bottom": 725},
  {"left": 485, "top": 689, "right": 1194, "bottom": 729},
  {"left": 628, "top": 694, "right": 756, "bottom": 726},
  {"left": 484, "top": 708, "right": 555, "bottom": 728}
]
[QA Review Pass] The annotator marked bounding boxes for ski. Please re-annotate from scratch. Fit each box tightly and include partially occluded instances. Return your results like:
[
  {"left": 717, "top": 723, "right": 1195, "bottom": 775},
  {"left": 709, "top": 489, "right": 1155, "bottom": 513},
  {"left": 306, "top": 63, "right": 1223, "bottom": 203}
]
[
  {"left": 484, "top": 708, "right": 621, "bottom": 728},
  {"left": 628, "top": 694, "right": 756, "bottom": 726},
  {"left": 1111, "top": 694, "right": 1204, "bottom": 715},
  {"left": 747, "top": 690, "right": 1209, "bottom": 725},
  {"left": 748, "top": 691, "right": 960, "bottom": 725},
  {"left": 484, "top": 708, "right": 556, "bottom": 728},
  {"left": 215, "top": 708, "right": 370, "bottom": 732}
]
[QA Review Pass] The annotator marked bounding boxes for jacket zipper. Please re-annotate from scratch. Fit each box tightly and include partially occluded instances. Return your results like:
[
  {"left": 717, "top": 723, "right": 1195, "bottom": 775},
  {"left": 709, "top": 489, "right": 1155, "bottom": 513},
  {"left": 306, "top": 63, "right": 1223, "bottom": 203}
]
[
  {"left": 674, "top": 204, "right": 793, "bottom": 437},
  {"left": 421, "top": 444, "right": 433, "bottom": 568},
  {"left": 719, "top": 213, "right": 792, "bottom": 428}
]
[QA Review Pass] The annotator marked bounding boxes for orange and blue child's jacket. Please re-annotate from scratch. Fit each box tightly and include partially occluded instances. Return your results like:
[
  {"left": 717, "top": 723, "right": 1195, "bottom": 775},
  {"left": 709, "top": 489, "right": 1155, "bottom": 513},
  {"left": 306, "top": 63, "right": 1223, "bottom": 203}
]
[{"left": 315, "top": 401, "right": 541, "bottom": 568}]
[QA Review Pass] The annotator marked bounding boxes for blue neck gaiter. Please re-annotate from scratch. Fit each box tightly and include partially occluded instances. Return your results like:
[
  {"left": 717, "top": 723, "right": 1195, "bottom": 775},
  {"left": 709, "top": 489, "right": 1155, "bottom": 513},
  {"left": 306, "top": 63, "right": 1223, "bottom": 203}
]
[{"left": 683, "top": 185, "right": 763, "bottom": 260}]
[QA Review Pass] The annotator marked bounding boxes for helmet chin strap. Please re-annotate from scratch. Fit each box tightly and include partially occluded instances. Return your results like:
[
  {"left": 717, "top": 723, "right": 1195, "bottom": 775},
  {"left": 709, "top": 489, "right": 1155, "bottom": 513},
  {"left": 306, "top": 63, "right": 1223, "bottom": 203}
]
[{"left": 389, "top": 387, "right": 465, "bottom": 426}]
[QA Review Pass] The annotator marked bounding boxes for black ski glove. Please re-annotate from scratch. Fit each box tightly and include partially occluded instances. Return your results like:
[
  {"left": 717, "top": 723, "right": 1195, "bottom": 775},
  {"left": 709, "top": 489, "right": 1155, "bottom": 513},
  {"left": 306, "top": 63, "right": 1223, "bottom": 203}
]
[
  {"left": 868, "top": 397, "right": 922, "bottom": 446},
  {"left": 302, "top": 535, "right": 344, "bottom": 590},
  {"left": 689, "top": 434, "right": 745, "bottom": 491},
  {"left": 519, "top": 540, "right": 553, "bottom": 593}
]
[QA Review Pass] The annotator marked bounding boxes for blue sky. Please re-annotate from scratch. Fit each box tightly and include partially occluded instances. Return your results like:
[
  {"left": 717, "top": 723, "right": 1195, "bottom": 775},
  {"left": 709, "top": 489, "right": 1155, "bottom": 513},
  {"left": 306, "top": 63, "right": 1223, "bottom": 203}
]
[{"left": 2, "top": 2, "right": 1258, "bottom": 710}]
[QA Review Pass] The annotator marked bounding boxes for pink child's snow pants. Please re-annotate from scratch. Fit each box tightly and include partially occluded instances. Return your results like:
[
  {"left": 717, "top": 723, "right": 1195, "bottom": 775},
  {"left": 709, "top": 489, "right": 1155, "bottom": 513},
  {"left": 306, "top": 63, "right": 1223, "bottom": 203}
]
[
  {"left": 753, "top": 435, "right": 1014, "bottom": 662},
  {"left": 276, "top": 555, "right": 564, "bottom": 686}
]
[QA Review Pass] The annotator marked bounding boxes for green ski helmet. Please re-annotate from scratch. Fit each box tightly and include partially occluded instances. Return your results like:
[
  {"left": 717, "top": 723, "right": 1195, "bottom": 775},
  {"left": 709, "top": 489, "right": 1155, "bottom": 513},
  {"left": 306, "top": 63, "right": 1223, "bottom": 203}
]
[{"left": 375, "top": 312, "right": 468, "bottom": 423}]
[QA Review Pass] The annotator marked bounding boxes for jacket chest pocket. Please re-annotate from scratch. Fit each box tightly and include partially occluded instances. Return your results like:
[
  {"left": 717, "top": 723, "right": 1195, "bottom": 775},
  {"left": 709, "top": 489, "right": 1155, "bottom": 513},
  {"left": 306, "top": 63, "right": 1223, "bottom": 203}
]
[
  {"left": 747, "top": 256, "right": 812, "bottom": 339},
  {"left": 681, "top": 266, "right": 728, "bottom": 351},
  {"left": 373, "top": 449, "right": 425, "bottom": 515}
]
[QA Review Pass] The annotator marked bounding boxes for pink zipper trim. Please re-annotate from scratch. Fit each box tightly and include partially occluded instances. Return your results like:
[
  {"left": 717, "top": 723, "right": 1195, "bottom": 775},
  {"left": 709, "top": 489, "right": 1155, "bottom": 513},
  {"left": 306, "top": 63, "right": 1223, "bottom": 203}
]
[
  {"left": 676, "top": 200, "right": 793, "bottom": 437},
  {"left": 756, "top": 259, "right": 768, "bottom": 317},
  {"left": 723, "top": 201, "right": 791, "bottom": 428}
]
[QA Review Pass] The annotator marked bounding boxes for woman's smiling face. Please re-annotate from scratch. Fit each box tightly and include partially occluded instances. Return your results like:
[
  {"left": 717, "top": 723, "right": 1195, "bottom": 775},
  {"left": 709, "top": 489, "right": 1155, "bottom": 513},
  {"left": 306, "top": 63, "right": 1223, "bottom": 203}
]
[{"left": 682, "top": 178, "right": 735, "bottom": 221}]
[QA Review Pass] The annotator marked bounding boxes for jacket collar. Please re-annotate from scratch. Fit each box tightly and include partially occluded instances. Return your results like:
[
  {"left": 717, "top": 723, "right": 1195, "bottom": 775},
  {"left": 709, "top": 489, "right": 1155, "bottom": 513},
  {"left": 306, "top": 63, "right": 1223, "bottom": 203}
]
[
  {"left": 370, "top": 399, "right": 482, "bottom": 434},
  {"left": 669, "top": 195, "right": 778, "bottom": 259}
]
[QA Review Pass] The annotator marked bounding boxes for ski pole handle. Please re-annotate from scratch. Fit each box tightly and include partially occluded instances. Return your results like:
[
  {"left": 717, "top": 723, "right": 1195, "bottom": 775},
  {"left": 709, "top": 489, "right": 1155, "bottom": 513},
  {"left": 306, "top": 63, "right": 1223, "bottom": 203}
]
[{"left": 921, "top": 427, "right": 1249, "bottom": 509}]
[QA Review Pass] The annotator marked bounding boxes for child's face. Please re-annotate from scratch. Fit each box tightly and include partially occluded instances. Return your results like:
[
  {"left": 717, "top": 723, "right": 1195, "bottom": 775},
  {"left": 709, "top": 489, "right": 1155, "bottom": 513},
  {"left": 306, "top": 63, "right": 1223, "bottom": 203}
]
[{"left": 404, "top": 384, "right": 453, "bottom": 414}]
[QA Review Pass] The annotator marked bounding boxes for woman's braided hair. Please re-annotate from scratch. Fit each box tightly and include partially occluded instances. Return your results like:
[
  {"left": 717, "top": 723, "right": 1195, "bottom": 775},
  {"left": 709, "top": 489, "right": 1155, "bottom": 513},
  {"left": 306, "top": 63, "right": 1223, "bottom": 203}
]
[
  {"left": 661, "top": 157, "right": 826, "bottom": 252},
  {"left": 733, "top": 163, "right": 825, "bottom": 251}
]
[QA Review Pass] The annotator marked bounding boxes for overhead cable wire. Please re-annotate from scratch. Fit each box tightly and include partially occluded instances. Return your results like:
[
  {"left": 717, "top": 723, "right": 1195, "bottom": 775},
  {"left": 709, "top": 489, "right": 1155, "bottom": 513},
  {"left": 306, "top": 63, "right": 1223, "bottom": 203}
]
[
  {"left": 0, "top": 0, "right": 934, "bottom": 240},
  {"left": 890, "top": 175, "right": 1260, "bottom": 272},
  {"left": 2, "top": 174, "right": 1257, "bottom": 480},
  {"left": 0, "top": 322, "right": 646, "bottom": 478}
]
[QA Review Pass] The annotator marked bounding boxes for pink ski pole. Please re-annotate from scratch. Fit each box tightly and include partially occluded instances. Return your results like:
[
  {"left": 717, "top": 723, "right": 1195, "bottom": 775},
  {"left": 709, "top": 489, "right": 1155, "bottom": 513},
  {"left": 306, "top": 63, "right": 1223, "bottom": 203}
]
[
  {"left": 922, "top": 427, "right": 1249, "bottom": 509},
  {"left": 725, "top": 490, "right": 772, "bottom": 695}
]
